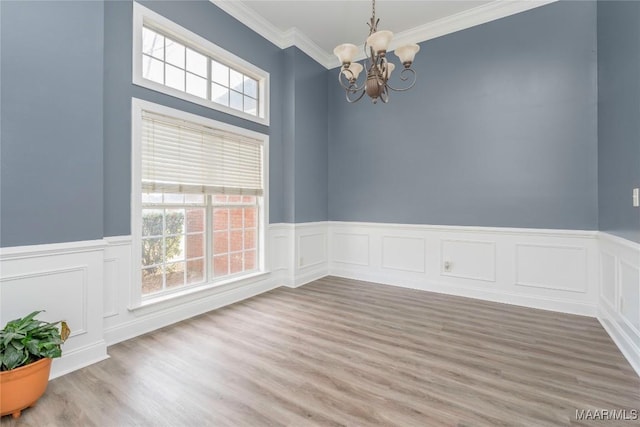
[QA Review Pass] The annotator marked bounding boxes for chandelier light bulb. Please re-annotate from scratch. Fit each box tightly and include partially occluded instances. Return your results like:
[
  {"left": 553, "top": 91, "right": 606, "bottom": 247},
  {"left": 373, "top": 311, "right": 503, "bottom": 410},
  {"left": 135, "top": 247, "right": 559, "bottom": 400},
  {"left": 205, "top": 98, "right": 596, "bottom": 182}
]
[
  {"left": 366, "top": 30, "right": 393, "bottom": 54},
  {"left": 394, "top": 44, "right": 420, "bottom": 67},
  {"left": 342, "top": 62, "right": 364, "bottom": 81},
  {"left": 333, "top": 43, "right": 358, "bottom": 65}
]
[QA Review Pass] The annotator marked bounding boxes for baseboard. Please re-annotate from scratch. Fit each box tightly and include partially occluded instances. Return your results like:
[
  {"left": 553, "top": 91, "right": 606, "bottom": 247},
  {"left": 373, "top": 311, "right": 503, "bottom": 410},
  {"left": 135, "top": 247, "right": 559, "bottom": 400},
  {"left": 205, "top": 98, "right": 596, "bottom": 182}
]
[
  {"left": 328, "top": 222, "right": 599, "bottom": 317},
  {"left": 330, "top": 269, "right": 597, "bottom": 317},
  {"left": 50, "top": 340, "right": 110, "bottom": 379},
  {"left": 283, "top": 265, "right": 329, "bottom": 288},
  {"left": 271, "top": 221, "right": 330, "bottom": 288},
  {"left": 5, "top": 224, "right": 636, "bottom": 382},
  {"left": 598, "top": 299, "right": 640, "bottom": 377},
  {"left": 104, "top": 277, "right": 280, "bottom": 345},
  {"left": 597, "top": 232, "right": 640, "bottom": 377}
]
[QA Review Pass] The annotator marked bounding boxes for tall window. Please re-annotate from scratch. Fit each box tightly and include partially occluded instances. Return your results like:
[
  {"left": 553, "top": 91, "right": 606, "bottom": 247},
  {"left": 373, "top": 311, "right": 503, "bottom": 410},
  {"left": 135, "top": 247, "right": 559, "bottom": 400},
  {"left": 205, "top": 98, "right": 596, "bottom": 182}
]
[
  {"left": 133, "top": 101, "right": 267, "bottom": 300},
  {"left": 133, "top": 2, "right": 269, "bottom": 125}
]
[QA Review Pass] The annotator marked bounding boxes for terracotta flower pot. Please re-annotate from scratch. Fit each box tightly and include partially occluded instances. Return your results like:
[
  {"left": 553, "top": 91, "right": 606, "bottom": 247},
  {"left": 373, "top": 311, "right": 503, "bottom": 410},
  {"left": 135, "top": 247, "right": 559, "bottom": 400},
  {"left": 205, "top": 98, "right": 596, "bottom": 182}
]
[{"left": 0, "top": 358, "right": 52, "bottom": 419}]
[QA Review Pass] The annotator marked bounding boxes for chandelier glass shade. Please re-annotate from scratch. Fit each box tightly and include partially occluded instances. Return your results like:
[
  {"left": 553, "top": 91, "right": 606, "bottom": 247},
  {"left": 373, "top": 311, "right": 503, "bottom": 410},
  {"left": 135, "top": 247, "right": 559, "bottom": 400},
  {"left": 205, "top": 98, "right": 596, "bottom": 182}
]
[{"left": 334, "top": 0, "right": 420, "bottom": 104}]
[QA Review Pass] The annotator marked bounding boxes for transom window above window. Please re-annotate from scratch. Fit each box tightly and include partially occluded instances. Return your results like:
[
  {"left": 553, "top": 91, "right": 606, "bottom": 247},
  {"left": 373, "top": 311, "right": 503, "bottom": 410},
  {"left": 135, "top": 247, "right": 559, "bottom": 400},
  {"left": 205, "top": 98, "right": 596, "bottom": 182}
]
[
  {"left": 133, "top": 2, "right": 269, "bottom": 125},
  {"left": 210, "top": 60, "right": 258, "bottom": 115},
  {"left": 142, "top": 27, "right": 209, "bottom": 99},
  {"left": 141, "top": 27, "right": 259, "bottom": 117}
]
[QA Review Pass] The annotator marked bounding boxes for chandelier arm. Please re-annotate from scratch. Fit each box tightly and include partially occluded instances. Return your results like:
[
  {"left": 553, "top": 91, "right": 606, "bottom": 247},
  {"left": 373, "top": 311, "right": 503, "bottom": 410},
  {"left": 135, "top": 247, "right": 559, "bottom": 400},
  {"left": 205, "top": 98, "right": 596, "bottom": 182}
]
[
  {"left": 385, "top": 67, "right": 417, "bottom": 92},
  {"left": 338, "top": 68, "right": 364, "bottom": 91},
  {"left": 335, "top": 0, "right": 418, "bottom": 104},
  {"left": 381, "top": 55, "right": 389, "bottom": 81},
  {"left": 380, "top": 85, "right": 389, "bottom": 103},
  {"left": 346, "top": 87, "right": 367, "bottom": 103}
]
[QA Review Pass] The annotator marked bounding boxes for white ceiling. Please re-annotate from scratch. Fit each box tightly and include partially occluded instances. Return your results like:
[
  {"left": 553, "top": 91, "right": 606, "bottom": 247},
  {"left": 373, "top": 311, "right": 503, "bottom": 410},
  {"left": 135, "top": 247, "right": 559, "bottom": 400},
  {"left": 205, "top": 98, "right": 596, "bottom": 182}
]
[
  {"left": 239, "top": 1, "right": 492, "bottom": 52},
  {"left": 212, "top": 0, "right": 556, "bottom": 68}
]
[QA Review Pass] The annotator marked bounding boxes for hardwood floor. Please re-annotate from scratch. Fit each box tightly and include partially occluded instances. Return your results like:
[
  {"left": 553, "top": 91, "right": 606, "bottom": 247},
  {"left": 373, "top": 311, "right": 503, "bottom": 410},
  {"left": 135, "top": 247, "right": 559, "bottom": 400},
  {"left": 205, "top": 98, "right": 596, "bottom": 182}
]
[{"left": 3, "top": 277, "right": 639, "bottom": 426}]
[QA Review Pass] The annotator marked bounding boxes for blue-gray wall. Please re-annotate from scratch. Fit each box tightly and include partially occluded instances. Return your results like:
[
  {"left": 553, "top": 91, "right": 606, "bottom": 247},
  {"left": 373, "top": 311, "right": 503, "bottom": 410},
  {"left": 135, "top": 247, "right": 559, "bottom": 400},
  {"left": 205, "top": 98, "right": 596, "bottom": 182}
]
[
  {"left": 282, "top": 48, "right": 296, "bottom": 223},
  {"left": 282, "top": 47, "right": 328, "bottom": 223},
  {"left": 1, "top": 0, "right": 326, "bottom": 247},
  {"left": 4, "top": 0, "right": 640, "bottom": 247},
  {"left": 104, "top": 0, "right": 287, "bottom": 237},
  {"left": 597, "top": 0, "right": 640, "bottom": 243},
  {"left": 1, "top": 1, "right": 105, "bottom": 246},
  {"left": 328, "top": 1, "right": 599, "bottom": 230}
]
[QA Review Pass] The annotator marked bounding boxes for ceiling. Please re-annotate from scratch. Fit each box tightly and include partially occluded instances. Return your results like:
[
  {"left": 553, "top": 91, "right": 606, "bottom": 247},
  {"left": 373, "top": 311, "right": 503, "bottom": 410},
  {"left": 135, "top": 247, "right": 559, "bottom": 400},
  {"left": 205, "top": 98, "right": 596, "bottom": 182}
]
[
  {"left": 239, "top": 1, "right": 492, "bottom": 53},
  {"left": 212, "top": 0, "right": 556, "bottom": 68}
]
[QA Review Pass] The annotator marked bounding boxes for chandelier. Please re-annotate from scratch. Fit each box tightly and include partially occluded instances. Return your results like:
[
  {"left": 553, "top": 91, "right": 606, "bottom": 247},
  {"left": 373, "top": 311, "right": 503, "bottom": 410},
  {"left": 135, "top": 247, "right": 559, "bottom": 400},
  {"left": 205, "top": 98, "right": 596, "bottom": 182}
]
[{"left": 333, "top": 0, "right": 420, "bottom": 104}]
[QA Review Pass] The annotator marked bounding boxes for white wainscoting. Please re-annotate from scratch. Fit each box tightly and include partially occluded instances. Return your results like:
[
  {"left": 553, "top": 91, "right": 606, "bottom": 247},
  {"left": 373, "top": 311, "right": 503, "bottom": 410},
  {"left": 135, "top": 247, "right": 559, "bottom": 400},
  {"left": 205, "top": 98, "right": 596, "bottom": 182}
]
[
  {"left": 270, "top": 222, "right": 329, "bottom": 288},
  {"left": 3, "top": 223, "right": 637, "bottom": 379},
  {"left": 101, "top": 223, "right": 328, "bottom": 345},
  {"left": 598, "top": 232, "right": 640, "bottom": 376},
  {"left": 295, "top": 222, "right": 329, "bottom": 286},
  {"left": 0, "top": 241, "right": 109, "bottom": 379},
  {"left": 103, "top": 232, "right": 280, "bottom": 345},
  {"left": 328, "top": 222, "right": 599, "bottom": 316}
]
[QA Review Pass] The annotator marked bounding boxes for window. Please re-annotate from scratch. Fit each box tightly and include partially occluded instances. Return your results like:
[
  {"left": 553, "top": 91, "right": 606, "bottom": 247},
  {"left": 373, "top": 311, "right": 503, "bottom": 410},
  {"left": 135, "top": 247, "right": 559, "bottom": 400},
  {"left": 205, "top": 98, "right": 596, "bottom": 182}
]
[
  {"left": 132, "top": 99, "right": 268, "bottom": 303},
  {"left": 133, "top": 2, "right": 269, "bottom": 125}
]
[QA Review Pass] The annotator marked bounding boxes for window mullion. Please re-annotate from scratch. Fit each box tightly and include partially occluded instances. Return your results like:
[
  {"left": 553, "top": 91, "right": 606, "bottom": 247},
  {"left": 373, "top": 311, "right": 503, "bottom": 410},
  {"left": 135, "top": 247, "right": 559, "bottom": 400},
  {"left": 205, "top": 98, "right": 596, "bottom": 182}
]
[
  {"left": 207, "top": 57, "right": 212, "bottom": 101},
  {"left": 206, "top": 195, "right": 213, "bottom": 282},
  {"left": 183, "top": 47, "right": 187, "bottom": 94},
  {"left": 162, "top": 209, "right": 167, "bottom": 292},
  {"left": 162, "top": 37, "right": 167, "bottom": 86},
  {"left": 242, "top": 205, "right": 246, "bottom": 271}
]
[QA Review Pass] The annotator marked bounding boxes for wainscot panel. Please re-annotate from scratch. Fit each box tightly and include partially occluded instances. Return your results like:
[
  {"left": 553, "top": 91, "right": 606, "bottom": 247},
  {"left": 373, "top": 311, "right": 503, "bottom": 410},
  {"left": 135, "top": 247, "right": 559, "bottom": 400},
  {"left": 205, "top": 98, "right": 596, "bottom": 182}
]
[
  {"left": 598, "top": 232, "right": 640, "bottom": 376},
  {"left": 0, "top": 241, "right": 109, "bottom": 378}
]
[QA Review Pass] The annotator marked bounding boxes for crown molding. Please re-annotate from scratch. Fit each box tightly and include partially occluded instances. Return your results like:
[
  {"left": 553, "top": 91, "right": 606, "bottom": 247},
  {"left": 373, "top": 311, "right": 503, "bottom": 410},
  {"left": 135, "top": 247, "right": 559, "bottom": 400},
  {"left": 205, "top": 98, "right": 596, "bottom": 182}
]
[
  {"left": 281, "top": 28, "right": 336, "bottom": 69},
  {"left": 211, "top": 0, "right": 334, "bottom": 67},
  {"left": 328, "top": 0, "right": 558, "bottom": 68},
  {"left": 210, "top": 0, "right": 286, "bottom": 49},
  {"left": 211, "top": 0, "right": 557, "bottom": 70}
]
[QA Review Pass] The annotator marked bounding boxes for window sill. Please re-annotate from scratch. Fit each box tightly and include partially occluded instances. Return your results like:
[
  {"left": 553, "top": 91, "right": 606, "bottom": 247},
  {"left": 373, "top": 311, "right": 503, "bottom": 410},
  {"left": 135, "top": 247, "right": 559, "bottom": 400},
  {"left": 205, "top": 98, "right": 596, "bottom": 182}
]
[
  {"left": 128, "top": 270, "right": 271, "bottom": 313},
  {"left": 133, "top": 78, "right": 269, "bottom": 127}
]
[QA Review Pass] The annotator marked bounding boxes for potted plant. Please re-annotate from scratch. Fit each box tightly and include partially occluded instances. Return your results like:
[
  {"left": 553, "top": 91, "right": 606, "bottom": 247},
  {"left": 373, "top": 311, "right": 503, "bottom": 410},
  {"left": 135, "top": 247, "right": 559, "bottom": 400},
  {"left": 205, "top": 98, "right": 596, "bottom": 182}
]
[{"left": 0, "top": 311, "right": 70, "bottom": 419}]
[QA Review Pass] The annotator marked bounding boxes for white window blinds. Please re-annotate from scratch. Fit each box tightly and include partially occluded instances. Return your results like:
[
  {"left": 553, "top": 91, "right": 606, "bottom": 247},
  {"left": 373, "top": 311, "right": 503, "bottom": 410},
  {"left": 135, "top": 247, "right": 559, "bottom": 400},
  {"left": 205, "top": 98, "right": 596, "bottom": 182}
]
[{"left": 141, "top": 111, "right": 263, "bottom": 196}]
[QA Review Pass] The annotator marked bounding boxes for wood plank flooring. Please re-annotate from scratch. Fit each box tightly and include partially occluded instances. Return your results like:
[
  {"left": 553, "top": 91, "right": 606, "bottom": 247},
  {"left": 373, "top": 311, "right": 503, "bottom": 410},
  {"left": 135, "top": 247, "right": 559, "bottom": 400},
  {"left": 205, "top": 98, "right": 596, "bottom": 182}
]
[{"left": 3, "top": 277, "right": 639, "bottom": 426}]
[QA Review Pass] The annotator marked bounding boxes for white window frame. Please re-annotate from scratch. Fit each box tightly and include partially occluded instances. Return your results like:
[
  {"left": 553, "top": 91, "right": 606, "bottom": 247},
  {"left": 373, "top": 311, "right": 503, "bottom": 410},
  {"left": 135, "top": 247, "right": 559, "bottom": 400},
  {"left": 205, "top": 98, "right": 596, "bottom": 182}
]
[
  {"left": 132, "top": 2, "right": 270, "bottom": 126},
  {"left": 131, "top": 98, "right": 269, "bottom": 309}
]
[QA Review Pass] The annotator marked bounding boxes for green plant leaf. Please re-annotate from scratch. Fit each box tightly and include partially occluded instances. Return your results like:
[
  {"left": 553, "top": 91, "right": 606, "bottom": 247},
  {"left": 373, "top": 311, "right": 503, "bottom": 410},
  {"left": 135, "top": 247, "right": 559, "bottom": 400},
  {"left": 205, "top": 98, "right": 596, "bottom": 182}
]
[
  {"left": 3, "top": 331, "right": 23, "bottom": 347},
  {"left": 11, "top": 340, "right": 25, "bottom": 350},
  {"left": 25, "top": 339, "right": 39, "bottom": 354},
  {"left": 3, "top": 344, "right": 25, "bottom": 370},
  {"left": 0, "top": 310, "right": 70, "bottom": 370},
  {"left": 12, "top": 311, "right": 42, "bottom": 330}
]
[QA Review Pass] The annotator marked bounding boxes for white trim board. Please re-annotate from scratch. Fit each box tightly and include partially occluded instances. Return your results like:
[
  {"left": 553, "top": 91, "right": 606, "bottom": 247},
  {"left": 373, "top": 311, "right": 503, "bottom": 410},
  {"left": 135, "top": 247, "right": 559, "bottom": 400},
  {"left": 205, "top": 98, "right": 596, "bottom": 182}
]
[
  {"left": 3, "top": 224, "right": 638, "bottom": 380},
  {"left": 328, "top": 221, "right": 599, "bottom": 317},
  {"left": 104, "top": 276, "right": 280, "bottom": 345},
  {"left": 0, "top": 239, "right": 109, "bottom": 379},
  {"left": 599, "top": 300, "right": 640, "bottom": 378},
  {"left": 210, "top": 0, "right": 557, "bottom": 69},
  {"left": 597, "top": 232, "right": 640, "bottom": 377}
]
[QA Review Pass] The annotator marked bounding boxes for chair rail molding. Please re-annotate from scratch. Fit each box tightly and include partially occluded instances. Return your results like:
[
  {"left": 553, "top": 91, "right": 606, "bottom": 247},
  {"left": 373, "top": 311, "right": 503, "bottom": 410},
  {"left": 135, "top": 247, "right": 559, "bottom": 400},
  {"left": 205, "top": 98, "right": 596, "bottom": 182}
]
[{"left": 3, "top": 223, "right": 638, "bottom": 378}]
